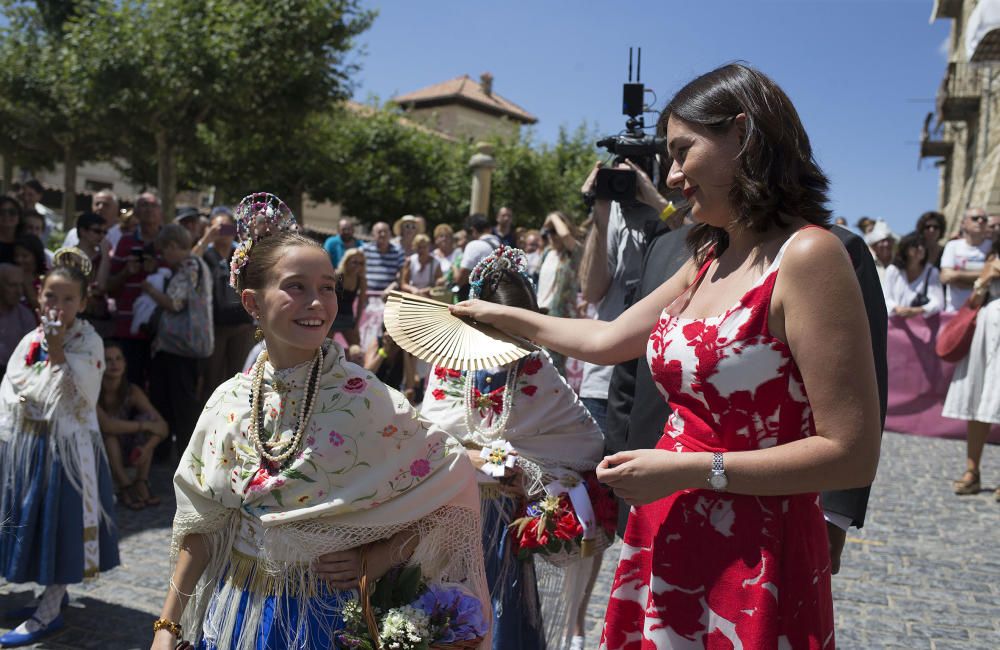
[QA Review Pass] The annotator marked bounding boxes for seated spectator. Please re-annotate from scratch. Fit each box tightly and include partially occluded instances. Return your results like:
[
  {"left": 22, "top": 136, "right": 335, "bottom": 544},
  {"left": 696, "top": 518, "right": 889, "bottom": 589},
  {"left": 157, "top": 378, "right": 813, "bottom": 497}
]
[
  {"left": 916, "top": 211, "right": 947, "bottom": 268},
  {"left": 331, "top": 247, "right": 367, "bottom": 346},
  {"left": 0, "top": 196, "right": 21, "bottom": 265},
  {"left": 400, "top": 233, "right": 442, "bottom": 297},
  {"left": 0, "top": 264, "right": 35, "bottom": 379},
  {"left": 863, "top": 220, "right": 896, "bottom": 283},
  {"left": 364, "top": 330, "right": 418, "bottom": 403},
  {"left": 12, "top": 234, "right": 47, "bottom": 311},
  {"left": 143, "top": 224, "right": 213, "bottom": 458},
  {"left": 97, "top": 341, "right": 168, "bottom": 510},
  {"left": 941, "top": 208, "right": 993, "bottom": 312},
  {"left": 884, "top": 231, "right": 944, "bottom": 318}
]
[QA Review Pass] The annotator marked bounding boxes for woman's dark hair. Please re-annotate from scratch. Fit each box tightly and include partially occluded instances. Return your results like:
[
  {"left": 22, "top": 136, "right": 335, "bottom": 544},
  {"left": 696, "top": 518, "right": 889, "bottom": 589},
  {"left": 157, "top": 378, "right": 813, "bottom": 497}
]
[
  {"left": 891, "top": 232, "right": 927, "bottom": 270},
  {"left": 916, "top": 211, "right": 946, "bottom": 237},
  {"left": 477, "top": 269, "right": 539, "bottom": 312},
  {"left": 14, "top": 234, "right": 47, "bottom": 275},
  {"left": 662, "top": 63, "right": 831, "bottom": 262},
  {"left": 99, "top": 340, "right": 130, "bottom": 411},
  {"left": 236, "top": 231, "right": 323, "bottom": 293}
]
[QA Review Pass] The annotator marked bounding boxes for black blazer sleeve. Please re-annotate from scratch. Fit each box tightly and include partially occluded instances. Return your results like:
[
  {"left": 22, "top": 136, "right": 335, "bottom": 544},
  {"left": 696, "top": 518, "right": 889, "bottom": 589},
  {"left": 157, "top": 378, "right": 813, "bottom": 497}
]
[{"left": 820, "top": 225, "right": 889, "bottom": 529}]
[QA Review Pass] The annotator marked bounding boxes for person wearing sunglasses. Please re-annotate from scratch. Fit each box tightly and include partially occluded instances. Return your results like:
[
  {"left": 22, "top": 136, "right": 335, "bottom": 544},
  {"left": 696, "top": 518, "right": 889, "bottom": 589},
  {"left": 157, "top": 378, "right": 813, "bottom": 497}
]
[
  {"left": 941, "top": 207, "right": 994, "bottom": 312},
  {"left": 916, "top": 210, "right": 947, "bottom": 268}
]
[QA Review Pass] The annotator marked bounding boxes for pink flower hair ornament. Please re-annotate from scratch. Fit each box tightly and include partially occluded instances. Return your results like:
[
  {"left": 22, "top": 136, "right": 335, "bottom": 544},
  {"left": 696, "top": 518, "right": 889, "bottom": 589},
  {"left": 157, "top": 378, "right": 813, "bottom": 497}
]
[{"left": 229, "top": 192, "right": 297, "bottom": 289}]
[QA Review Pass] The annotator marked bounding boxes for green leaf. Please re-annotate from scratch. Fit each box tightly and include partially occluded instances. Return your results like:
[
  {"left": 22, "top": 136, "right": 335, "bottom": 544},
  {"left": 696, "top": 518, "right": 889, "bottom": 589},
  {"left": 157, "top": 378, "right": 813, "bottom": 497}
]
[{"left": 281, "top": 468, "right": 315, "bottom": 482}]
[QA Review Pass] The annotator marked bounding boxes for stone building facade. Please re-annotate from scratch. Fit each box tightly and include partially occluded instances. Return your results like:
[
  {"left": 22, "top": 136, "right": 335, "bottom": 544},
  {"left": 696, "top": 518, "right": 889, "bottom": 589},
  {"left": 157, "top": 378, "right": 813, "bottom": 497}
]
[{"left": 923, "top": 0, "right": 1000, "bottom": 231}]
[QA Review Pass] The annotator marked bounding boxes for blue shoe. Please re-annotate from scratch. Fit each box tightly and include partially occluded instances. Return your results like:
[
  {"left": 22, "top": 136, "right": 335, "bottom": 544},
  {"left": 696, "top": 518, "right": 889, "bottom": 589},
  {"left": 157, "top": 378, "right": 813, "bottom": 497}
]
[
  {"left": 0, "top": 615, "right": 65, "bottom": 647},
  {"left": 0, "top": 593, "right": 69, "bottom": 621}
]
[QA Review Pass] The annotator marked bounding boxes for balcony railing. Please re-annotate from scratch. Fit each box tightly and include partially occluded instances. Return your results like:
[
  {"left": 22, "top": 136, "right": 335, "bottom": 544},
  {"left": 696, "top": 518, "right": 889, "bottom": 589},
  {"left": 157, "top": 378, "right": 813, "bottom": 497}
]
[
  {"left": 920, "top": 113, "right": 953, "bottom": 159},
  {"left": 937, "top": 62, "right": 981, "bottom": 122}
]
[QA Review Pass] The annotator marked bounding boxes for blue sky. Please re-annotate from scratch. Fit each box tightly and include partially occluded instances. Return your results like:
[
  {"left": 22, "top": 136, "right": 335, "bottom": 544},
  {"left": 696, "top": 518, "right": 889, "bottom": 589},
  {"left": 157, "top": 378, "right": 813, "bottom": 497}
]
[{"left": 352, "top": 0, "right": 952, "bottom": 235}]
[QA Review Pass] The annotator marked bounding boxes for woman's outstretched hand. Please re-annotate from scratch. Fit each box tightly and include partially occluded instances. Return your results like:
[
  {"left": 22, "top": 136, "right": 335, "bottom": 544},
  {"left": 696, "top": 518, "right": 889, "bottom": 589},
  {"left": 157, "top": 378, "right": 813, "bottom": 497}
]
[
  {"left": 449, "top": 299, "right": 506, "bottom": 326},
  {"left": 597, "top": 449, "right": 698, "bottom": 506}
]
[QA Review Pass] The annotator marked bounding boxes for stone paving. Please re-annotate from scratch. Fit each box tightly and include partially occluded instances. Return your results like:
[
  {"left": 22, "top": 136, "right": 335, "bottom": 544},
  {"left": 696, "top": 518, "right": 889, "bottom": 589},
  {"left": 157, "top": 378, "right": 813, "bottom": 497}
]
[{"left": 0, "top": 431, "right": 997, "bottom": 649}]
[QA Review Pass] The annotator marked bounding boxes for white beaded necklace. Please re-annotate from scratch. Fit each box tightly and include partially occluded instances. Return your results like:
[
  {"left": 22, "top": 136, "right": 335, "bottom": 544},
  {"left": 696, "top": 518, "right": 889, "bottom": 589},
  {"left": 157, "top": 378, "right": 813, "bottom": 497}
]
[
  {"left": 248, "top": 346, "right": 323, "bottom": 465},
  {"left": 463, "top": 359, "right": 521, "bottom": 438}
]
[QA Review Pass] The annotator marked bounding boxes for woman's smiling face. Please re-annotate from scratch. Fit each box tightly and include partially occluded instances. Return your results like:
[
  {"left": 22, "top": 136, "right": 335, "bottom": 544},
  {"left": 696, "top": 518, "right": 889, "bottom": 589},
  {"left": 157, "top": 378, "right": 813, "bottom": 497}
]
[{"left": 665, "top": 114, "right": 745, "bottom": 228}]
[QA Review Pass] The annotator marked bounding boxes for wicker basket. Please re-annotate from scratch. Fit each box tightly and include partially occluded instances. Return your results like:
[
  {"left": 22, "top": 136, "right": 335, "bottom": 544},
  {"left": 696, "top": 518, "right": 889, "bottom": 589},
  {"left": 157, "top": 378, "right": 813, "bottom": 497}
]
[{"left": 359, "top": 548, "right": 485, "bottom": 650}]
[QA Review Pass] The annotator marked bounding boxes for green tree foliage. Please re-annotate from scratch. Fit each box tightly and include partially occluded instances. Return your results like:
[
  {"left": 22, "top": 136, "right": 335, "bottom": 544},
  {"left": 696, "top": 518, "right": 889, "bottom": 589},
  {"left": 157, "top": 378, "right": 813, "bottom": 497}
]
[
  {"left": 62, "top": 0, "right": 374, "bottom": 219},
  {"left": 487, "top": 123, "right": 599, "bottom": 229}
]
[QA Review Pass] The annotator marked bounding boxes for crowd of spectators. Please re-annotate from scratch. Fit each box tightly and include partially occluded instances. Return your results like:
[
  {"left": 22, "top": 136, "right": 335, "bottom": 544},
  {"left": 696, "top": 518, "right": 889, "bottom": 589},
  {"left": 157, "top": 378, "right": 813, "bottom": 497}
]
[{"left": 3, "top": 174, "right": 997, "bottom": 512}]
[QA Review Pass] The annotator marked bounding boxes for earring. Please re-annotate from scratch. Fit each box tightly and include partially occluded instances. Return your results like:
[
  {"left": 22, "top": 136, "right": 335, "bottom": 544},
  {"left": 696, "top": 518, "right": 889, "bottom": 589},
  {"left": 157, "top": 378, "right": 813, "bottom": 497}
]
[{"left": 254, "top": 327, "right": 263, "bottom": 341}]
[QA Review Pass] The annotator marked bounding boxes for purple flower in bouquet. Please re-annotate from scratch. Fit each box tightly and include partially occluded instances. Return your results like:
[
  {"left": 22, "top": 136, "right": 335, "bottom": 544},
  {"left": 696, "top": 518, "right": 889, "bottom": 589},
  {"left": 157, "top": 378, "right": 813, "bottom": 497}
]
[
  {"left": 416, "top": 584, "right": 487, "bottom": 643},
  {"left": 525, "top": 501, "right": 544, "bottom": 517}
]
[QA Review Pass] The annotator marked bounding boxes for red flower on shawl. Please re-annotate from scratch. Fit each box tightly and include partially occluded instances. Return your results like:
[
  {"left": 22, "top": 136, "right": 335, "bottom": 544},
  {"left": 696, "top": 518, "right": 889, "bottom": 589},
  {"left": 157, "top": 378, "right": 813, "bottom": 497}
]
[
  {"left": 520, "top": 356, "right": 542, "bottom": 376},
  {"left": 432, "top": 388, "right": 446, "bottom": 401},
  {"left": 520, "top": 385, "right": 537, "bottom": 396}
]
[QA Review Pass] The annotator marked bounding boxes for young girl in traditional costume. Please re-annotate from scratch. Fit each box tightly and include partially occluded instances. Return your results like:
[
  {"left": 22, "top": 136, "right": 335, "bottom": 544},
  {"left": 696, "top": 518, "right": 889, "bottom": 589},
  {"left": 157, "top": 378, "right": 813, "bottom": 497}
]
[
  {"left": 151, "top": 193, "right": 487, "bottom": 650},
  {"left": 420, "top": 247, "right": 611, "bottom": 650},
  {"left": 0, "top": 247, "right": 120, "bottom": 646}
]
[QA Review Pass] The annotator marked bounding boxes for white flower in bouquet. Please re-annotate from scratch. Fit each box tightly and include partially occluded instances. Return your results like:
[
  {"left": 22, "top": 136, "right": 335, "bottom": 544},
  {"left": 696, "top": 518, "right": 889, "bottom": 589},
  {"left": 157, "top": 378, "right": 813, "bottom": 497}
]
[{"left": 380, "top": 605, "right": 431, "bottom": 650}]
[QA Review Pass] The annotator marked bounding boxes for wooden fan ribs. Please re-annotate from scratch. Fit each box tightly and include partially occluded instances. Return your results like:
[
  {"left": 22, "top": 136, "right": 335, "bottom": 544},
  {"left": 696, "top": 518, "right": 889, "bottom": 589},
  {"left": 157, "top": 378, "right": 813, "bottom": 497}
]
[{"left": 383, "top": 290, "right": 535, "bottom": 371}]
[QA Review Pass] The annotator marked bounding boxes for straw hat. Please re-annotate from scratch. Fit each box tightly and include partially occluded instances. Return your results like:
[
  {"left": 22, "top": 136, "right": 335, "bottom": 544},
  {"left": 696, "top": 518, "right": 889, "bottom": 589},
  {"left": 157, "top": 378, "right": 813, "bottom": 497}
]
[{"left": 393, "top": 214, "right": 423, "bottom": 236}]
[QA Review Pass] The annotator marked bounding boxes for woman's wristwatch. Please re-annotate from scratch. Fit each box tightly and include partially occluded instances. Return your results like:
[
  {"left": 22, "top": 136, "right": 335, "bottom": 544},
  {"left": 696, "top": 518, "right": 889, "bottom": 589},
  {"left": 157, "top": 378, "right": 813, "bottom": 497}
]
[{"left": 708, "top": 452, "right": 728, "bottom": 491}]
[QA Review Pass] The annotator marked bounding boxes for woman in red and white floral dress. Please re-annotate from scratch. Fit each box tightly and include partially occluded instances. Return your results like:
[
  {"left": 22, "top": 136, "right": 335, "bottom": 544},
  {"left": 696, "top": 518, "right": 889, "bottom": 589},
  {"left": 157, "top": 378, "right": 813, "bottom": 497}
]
[{"left": 452, "top": 64, "right": 882, "bottom": 649}]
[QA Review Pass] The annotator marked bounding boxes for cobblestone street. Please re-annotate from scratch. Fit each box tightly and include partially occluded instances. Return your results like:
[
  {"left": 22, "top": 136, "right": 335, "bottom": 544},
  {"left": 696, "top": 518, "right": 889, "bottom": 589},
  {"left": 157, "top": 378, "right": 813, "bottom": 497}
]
[{"left": 1, "top": 431, "right": 997, "bottom": 649}]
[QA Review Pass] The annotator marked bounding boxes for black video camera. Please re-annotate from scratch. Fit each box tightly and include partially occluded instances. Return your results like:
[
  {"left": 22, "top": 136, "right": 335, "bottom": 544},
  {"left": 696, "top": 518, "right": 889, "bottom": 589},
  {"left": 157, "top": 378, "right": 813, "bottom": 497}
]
[{"left": 593, "top": 48, "right": 665, "bottom": 203}]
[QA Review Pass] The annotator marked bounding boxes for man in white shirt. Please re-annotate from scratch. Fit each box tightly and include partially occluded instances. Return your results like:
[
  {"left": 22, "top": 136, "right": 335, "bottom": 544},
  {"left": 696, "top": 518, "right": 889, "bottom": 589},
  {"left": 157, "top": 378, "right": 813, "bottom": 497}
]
[
  {"left": 940, "top": 207, "right": 994, "bottom": 312},
  {"left": 64, "top": 190, "right": 121, "bottom": 250},
  {"left": 455, "top": 213, "right": 501, "bottom": 300}
]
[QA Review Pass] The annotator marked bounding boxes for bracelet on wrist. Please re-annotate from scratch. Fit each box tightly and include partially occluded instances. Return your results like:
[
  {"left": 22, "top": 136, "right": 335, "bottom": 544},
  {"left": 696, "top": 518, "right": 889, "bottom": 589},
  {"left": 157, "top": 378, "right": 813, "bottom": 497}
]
[
  {"left": 659, "top": 201, "right": 677, "bottom": 222},
  {"left": 377, "top": 347, "right": 388, "bottom": 359},
  {"left": 153, "top": 618, "right": 182, "bottom": 637}
]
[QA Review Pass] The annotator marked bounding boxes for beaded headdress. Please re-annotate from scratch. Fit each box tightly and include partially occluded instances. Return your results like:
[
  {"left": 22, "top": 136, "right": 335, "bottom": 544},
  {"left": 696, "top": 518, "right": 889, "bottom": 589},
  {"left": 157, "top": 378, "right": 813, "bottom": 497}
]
[
  {"left": 469, "top": 246, "right": 534, "bottom": 300},
  {"left": 52, "top": 246, "right": 93, "bottom": 277},
  {"left": 229, "top": 192, "right": 296, "bottom": 289}
]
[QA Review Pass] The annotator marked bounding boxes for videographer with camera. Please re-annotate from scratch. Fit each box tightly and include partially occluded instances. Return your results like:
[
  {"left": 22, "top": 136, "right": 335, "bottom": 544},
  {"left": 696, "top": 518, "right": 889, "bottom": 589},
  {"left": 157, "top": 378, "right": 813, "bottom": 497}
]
[{"left": 577, "top": 158, "right": 680, "bottom": 433}]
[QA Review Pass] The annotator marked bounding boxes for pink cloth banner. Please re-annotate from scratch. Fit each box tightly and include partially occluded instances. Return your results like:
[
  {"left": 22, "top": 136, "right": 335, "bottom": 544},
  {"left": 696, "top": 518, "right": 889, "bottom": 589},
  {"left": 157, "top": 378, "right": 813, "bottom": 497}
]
[{"left": 885, "top": 313, "right": 1000, "bottom": 441}]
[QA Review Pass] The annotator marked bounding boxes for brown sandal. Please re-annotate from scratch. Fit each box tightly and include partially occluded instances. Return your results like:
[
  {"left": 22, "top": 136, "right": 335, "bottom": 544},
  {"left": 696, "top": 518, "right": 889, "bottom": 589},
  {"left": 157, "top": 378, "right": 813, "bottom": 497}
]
[
  {"left": 117, "top": 483, "right": 145, "bottom": 510},
  {"left": 135, "top": 479, "right": 161, "bottom": 507},
  {"left": 953, "top": 470, "right": 981, "bottom": 495}
]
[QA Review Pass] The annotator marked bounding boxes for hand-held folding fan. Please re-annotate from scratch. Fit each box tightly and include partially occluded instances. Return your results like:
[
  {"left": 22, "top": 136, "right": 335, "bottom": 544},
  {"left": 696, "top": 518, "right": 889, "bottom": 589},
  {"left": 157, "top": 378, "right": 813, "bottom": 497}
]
[{"left": 382, "top": 290, "right": 537, "bottom": 371}]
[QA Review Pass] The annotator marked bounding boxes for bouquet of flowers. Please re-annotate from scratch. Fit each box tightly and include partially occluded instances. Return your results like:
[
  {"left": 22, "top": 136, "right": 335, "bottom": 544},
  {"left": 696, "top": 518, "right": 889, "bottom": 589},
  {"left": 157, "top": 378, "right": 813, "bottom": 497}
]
[
  {"left": 336, "top": 566, "right": 487, "bottom": 650},
  {"left": 508, "top": 471, "right": 618, "bottom": 563}
]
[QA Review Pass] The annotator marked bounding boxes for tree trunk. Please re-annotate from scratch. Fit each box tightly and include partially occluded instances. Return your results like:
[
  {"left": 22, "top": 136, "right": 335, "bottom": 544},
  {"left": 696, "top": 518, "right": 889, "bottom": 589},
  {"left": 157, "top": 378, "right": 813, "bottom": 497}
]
[
  {"left": 155, "top": 129, "right": 177, "bottom": 222},
  {"left": 62, "top": 143, "right": 77, "bottom": 231},
  {"left": 289, "top": 183, "right": 305, "bottom": 227}
]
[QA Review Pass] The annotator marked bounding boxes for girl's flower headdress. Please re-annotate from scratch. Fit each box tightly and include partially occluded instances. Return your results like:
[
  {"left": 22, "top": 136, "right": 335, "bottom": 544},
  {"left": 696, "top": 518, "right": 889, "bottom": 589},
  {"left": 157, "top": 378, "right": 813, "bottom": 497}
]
[
  {"left": 229, "top": 192, "right": 296, "bottom": 289},
  {"left": 469, "top": 246, "right": 534, "bottom": 299},
  {"left": 52, "top": 246, "right": 93, "bottom": 277}
]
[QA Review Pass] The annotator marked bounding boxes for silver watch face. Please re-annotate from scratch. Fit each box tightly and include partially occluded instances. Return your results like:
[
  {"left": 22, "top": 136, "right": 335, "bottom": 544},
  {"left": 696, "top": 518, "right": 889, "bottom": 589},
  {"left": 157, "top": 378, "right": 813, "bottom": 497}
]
[{"left": 709, "top": 472, "right": 728, "bottom": 490}]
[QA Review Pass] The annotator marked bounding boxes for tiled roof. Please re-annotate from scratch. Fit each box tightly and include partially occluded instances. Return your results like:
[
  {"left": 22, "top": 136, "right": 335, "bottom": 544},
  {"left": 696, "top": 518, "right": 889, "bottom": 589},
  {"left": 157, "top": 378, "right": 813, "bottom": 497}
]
[{"left": 393, "top": 74, "right": 537, "bottom": 124}]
